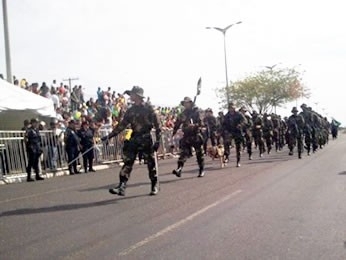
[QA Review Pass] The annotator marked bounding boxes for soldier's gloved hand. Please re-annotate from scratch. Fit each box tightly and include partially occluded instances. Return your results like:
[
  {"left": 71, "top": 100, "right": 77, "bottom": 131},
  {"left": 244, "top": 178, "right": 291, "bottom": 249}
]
[{"left": 152, "top": 141, "right": 160, "bottom": 152}]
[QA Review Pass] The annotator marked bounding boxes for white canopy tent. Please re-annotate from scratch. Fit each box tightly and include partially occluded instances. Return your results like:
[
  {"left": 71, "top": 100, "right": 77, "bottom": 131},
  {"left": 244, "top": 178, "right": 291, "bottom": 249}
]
[{"left": 0, "top": 79, "right": 56, "bottom": 130}]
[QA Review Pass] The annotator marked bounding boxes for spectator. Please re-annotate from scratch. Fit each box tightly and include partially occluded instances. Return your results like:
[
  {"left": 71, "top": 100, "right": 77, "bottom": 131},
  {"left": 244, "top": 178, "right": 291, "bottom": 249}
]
[
  {"left": 51, "top": 79, "right": 58, "bottom": 89},
  {"left": 39, "top": 82, "right": 50, "bottom": 98},
  {"left": 51, "top": 88, "right": 60, "bottom": 110}
]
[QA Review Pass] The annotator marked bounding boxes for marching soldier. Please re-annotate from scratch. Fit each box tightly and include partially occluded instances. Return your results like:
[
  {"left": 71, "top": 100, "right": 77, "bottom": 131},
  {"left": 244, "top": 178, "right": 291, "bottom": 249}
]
[
  {"left": 216, "top": 111, "right": 225, "bottom": 145},
  {"left": 78, "top": 121, "right": 96, "bottom": 173},
  {"left": 271, "top": 113, "right": 281, "bottom": 152},
  {"left": 262, "top": 113, "right": 274, "bottom": 154},
  {"left": 202, "top": 108, "right": 217, "bottom": 153},
  {"left": 300, "top": 104, "right": 313, "bottom": 155},
  {"left": 252, "top": 111, "right": 265, "bottom": 157},
  {"left": 172, "top": 97, "right": 205, "bottom": 177},
  {"left": 287, "top": 107, "right": 305, "bottom": 159},
  {"left": 222, "top": 102, "right": 246, "bottom": 167},
  {"left": 101, "top": 86, "right": 161, "bottom": 196},
  {"left": 239, "top": 106, "right": 253, "bottom": 160},
  {"left": 25, "top": 118, "right": 45, "bottom": 182}
]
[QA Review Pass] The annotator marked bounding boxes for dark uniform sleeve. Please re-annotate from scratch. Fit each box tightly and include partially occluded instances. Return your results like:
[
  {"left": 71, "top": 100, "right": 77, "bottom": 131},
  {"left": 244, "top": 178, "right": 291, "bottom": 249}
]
[
  {"left": 153, "top": 112, "right": 161, "bottom": 141},
  {"left": 150, "top": 106, "right": 162, "bottom": 141},
  {"left": 172, "top": 115, "right": 182, "bottom": 136},
  {"left": 238, "top": 112, "right": 246, "bottom": 128}
]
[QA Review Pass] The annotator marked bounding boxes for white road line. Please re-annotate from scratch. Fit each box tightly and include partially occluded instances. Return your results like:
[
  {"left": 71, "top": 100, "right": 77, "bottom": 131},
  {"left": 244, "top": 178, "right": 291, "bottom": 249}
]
[
  {"left": 0, "top": 184, "right": 87, "bottom": 204},
  {"left": 119, "top": 189, "right": 242, "bottom": 256}
]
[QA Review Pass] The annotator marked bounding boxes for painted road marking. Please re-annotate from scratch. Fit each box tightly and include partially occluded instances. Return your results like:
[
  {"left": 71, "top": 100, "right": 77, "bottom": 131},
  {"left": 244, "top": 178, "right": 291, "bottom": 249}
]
[{"left": 119, "top": 189, "right": 242, "bottom": 256}]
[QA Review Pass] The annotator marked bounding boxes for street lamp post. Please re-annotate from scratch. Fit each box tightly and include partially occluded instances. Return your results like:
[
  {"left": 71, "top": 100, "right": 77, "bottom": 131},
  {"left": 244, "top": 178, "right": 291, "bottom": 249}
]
[
  {"left": 206, "top": 21, "right": 242, "bottom": 106},
  {"left": 2, "top": 0, "right": 13, "bottom": 83}
]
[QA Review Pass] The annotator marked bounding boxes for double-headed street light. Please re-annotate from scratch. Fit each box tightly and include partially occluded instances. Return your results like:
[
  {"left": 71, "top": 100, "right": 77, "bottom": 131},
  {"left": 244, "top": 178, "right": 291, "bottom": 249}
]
[{"left": 206, "top": 21, "right": 242, "bottom": 106}]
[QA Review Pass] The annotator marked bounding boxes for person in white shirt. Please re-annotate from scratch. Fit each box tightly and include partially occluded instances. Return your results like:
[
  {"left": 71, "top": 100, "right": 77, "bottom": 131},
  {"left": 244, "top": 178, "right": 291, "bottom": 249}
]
[{"left": 51, "top": 89, "right": 60, "bottom": 110}]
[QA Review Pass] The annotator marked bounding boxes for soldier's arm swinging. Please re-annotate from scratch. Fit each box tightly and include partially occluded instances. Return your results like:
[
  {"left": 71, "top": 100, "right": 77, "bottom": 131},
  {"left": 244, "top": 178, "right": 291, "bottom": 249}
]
[{"left": 105, "top": 112, "right": 131, "bottom": 140}]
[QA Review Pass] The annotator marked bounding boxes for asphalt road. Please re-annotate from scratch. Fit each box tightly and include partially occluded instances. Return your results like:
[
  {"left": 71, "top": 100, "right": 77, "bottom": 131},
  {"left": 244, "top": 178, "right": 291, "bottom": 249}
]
[{"left": 1, "top": 134, "right": 346, "bottom": 260}]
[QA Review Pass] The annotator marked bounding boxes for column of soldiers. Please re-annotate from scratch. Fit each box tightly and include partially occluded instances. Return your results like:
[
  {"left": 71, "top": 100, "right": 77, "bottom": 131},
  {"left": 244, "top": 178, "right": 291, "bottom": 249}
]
[{"left": 99, "top": 86, "right": 331, "bottom": 197}]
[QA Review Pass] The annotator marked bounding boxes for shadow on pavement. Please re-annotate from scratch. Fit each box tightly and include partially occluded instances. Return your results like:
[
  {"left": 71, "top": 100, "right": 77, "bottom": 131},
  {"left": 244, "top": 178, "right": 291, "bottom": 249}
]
[
  {"left": 0, "top": 198, "right": 121, "bottom": 217},
  {"left": 338, "top": 171, "right": 346, "bottom": 175},
  {"left": 79, "top": 176, "right": 196, "bottom": 192}
]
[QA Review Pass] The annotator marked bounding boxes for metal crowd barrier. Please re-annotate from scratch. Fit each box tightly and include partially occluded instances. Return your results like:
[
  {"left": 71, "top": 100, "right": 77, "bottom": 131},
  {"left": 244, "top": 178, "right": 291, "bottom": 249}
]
[{"left": 0, "top": 128, "right": 178, "bottom": 178}]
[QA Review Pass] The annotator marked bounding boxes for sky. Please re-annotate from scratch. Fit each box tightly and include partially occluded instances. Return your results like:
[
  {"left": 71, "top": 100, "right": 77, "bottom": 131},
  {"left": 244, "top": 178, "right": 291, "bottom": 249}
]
[{"left": 1, "top": 0, "right": 345, "bottom": 125}]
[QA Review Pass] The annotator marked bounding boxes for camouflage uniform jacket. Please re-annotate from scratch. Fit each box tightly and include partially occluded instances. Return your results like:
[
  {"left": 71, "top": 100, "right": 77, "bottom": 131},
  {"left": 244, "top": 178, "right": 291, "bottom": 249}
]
[
  {"left": 173, "top": 106, "right": 202, "bottom": 136},
  {"left": 109, "top": 103, "right": 161, "bottom": 141}
]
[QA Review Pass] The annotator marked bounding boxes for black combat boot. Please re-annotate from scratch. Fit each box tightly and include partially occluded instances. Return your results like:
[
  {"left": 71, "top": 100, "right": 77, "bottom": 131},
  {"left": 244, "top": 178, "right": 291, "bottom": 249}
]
[
  {"left": 109, "top": 176, "right": 127, "bottom": 196},
  {"left": 35, "top": 171, "right": 44, "bottom": 181},
  {"left": 223, "top": 155, "right": 229, "bottom": 164},
  {"left": 172, "top": 162, "right": 183, "bottom": 177},
  {"left": 74, "top": 167, "right": 81, "bottom": 174},
  {"left": 150, "top": 177, "right": 159, "bottom": 196},
  {"left": 198, "top": 167, "right": 205, "bottom": 177},
  {"left": 172, "top": 167, "right": 182, "bottom": 177},
  {"left": 35, "top": 175, "right": 44, "bottom": 181},
  {"left": 236, "top": 158, "right": 241, "bottom": 168},
  {"left": 27, "top": 168, "right": 35, "bottom": 182},
  {"left": 27, "top": 175, "right": 35, "bottom": 182}
]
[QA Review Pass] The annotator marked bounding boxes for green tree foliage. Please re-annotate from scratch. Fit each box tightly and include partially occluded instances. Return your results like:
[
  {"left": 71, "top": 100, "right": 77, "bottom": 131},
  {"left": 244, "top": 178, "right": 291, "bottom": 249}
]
[{"left": 216, "top": 67, "right": 310, "bottom": 114}]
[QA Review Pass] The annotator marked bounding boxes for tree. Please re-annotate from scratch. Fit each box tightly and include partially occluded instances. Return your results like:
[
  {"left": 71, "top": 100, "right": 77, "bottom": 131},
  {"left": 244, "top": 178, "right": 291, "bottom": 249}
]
[{"left": 216, "top": 66, "right": 309, "bottom": 114}]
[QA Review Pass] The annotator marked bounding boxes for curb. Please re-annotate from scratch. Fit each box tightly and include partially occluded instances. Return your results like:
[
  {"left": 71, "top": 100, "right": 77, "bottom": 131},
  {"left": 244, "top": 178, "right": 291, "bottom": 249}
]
[
  {"left": 0, "top": 155, "right": 178, "bottom": 185},
  {"left": 0, "top": 163, "right": 118, "bottom": 185}
]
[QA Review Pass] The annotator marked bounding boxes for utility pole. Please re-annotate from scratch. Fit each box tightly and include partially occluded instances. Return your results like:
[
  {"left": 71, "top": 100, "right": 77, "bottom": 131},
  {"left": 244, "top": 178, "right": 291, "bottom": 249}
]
[
  {"left": 63, "top": 77, "right": 79, "bottom": 93},
  {"left": 63, "top": 77, "right": 79, "bottom": 111},
  {"left": 2, "top": 0, "right": 13, "bottom": 83}
]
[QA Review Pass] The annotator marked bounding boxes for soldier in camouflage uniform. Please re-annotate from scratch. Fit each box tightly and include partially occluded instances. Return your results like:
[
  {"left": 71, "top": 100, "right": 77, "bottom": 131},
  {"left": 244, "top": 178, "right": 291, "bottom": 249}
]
[
  {"left": 252, "top": 111, "right": 265, "bottom": 157},
  {"left": 287, "top": 107, "right": 305, "bottom": 159},
  {"left": 271, "top": 113, "right": 281, "bottom": 152},
  {"left": 300, "top": 104, "right": 313, "bottom": 155},
  {"left": 101, "top": 86, "right": 161, "bottom": 196},
  {"left": 216, "top": 111, "right": 225, "bottom": 145},
  {"left": 222, "top": 102, "right": 246, "bottom": 167},
  {"left": 172, "top": 97, "right": 205, "bottom": 177},
  {"left": 262, "top": 113, "right": 274, "bottom": 154},
  {"left": 202, "top": 108, "right": 217, "bottom": 153},
  {"left": 239, "top": 106, "right": 253, "bottom": 160},
  {"left": 309, "top": 107, "right": 320, "bottom": 153}
]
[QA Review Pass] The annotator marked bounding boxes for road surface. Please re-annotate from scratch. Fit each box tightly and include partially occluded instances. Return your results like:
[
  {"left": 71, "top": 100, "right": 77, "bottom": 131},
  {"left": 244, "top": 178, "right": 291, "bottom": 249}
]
[{"left": 1, "top": 134, "right": 346, "bottom": 259}]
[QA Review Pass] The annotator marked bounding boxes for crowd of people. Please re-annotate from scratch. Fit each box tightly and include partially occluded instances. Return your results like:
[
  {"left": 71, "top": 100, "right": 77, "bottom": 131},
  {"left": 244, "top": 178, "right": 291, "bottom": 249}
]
[
  {"left": 9, "top": 75, "right": 183, "bottom": 133},
  {"left": 6, "top": 75, "right": 341, "bottom": 195}
]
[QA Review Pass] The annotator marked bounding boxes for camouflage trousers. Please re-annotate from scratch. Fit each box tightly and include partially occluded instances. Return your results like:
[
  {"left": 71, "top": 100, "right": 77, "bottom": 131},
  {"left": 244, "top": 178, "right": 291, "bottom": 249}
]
[
  {"left": 119, "top": 133, "right": 157, "bottom": 182},
  {"left": 224, "top": 132, "right": 243, "bottom": 162},
  {"left": 287, "top": 132, "right": 303, "bottom": 156},
  {"left": 177, "top": 134, "right": 204, "bottom": 170},
  {"left": 253, "top": 129, "right": 265, "bottom": 156}
]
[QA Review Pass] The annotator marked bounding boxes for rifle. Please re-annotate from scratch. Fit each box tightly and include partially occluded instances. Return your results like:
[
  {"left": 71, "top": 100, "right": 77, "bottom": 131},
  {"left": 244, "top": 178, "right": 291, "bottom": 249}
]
[{"left": 193, "top": 77, "right": 202, "bottom": 105}]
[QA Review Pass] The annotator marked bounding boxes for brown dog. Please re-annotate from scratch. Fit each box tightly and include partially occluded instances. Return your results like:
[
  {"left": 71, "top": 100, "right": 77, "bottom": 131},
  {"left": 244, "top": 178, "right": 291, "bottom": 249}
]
[{"left": 206, "top": 145, "right": 225, "bottom": 168}]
